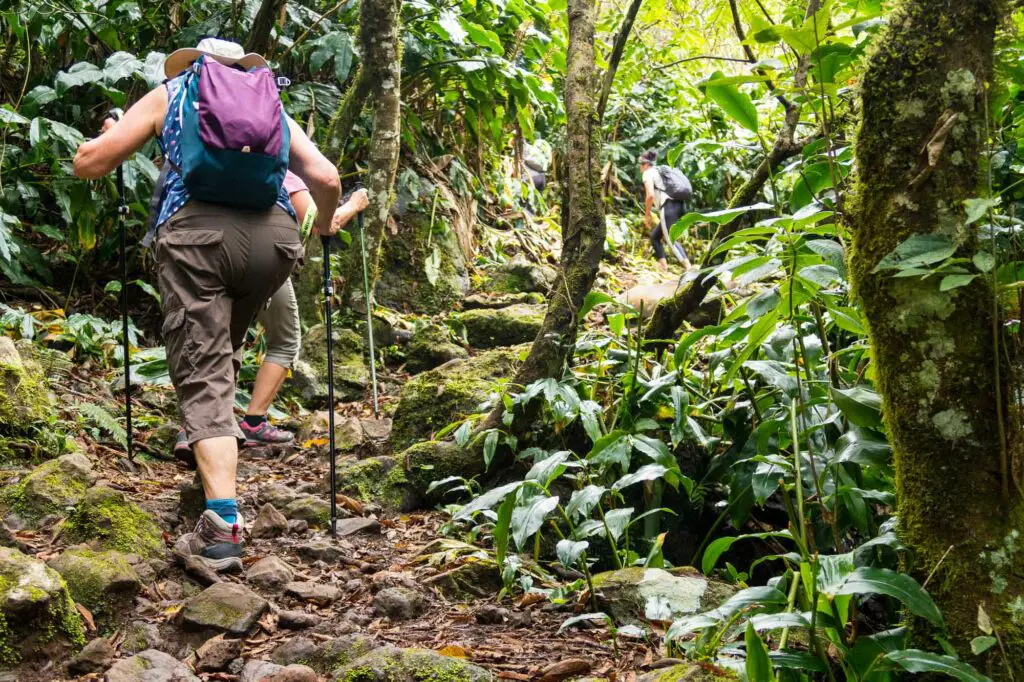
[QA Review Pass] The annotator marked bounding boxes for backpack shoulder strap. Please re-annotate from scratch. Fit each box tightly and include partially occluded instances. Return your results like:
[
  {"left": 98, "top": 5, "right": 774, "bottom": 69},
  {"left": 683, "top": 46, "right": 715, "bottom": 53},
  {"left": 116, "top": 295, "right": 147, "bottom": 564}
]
[{"left": 142, "top": 163, "right": 172, "bottom": 248}]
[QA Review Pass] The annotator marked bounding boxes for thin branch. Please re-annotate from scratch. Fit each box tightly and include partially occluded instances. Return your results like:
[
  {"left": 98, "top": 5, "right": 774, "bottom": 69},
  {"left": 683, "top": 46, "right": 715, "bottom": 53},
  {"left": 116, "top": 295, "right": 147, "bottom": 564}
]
[
  {"left": 597, "top": 0, "right": 643, "bottom": 123},
  {"left": 652, "top": 54, "right": 752, "bottom": 71},
  {"left": 280, "top": 0, "right": 351, "bottom": 61}
]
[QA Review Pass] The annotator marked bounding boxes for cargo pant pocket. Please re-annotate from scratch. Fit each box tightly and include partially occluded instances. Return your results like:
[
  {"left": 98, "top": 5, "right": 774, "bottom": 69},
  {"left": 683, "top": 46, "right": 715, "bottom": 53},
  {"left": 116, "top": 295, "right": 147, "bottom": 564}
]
[{"left": 161, "top": 306, "right": 198, "bottom": 383}]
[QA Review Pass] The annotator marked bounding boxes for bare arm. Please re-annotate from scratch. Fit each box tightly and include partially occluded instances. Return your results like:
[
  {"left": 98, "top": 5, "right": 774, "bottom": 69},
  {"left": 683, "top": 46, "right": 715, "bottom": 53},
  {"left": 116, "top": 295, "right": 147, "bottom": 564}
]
[
  {"left": 330, "top": 189, "right": 369, "bottom": 234},
  {"left": 287, "top": 118, "right": 340, "bottom": 235},
  {"left": 74, "top": 87, "right": 167, "bottom": 179},
  {"left": 644, "top": 181, "right": 655, "bottom": 227},
  {"left": 290, "top": 188, "right": 314, "bottom": 225}
]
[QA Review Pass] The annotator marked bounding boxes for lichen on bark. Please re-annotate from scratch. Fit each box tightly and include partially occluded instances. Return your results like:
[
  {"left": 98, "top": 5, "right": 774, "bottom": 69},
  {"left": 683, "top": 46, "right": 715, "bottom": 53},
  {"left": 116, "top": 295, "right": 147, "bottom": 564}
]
[{"left": 848, "top": 0, "right": 1023, "bottom": 674}]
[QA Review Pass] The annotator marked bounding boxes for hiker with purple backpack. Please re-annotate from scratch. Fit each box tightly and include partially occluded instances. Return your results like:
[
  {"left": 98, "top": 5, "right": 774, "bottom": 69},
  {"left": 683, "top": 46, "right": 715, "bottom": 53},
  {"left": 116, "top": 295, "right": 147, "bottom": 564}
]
[
  {"left": 74, "top": 39, "right": 342, "bottom": 573},
  {"left": 640, "top": 148, "right": 693, "bottom": 271}
]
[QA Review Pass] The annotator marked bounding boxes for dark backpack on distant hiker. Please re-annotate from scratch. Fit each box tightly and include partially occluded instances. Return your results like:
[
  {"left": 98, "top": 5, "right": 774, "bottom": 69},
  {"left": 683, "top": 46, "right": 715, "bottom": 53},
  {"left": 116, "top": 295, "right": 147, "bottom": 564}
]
[
  {"left": 656, "top": 165, "right": 693, "bottom": 202},
  {"left": 172, "top": 55, "right": 290, "bottom": 209}
]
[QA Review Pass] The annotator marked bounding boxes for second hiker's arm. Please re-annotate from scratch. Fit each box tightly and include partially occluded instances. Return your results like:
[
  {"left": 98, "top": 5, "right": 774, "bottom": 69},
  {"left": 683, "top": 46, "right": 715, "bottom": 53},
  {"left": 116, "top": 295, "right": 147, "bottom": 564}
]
[
  {"left": 286, "top": 118, "right": 340, "bottom": 235},
  {"left": 643, "top": 175, "right": 655, "bottom": 229}
]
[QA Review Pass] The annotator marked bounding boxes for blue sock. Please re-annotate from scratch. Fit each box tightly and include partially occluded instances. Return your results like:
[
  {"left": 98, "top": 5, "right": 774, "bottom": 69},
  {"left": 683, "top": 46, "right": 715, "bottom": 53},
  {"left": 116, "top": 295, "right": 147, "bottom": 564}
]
[{"left": 206, "top": 498, "right": 238, "bottom": 524}]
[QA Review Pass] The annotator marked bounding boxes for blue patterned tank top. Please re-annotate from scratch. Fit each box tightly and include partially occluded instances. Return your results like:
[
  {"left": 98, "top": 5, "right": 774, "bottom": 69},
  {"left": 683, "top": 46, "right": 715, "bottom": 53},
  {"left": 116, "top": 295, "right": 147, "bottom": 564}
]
[{"left": 154, "top": 76, "right": 296, "bottom": 228}]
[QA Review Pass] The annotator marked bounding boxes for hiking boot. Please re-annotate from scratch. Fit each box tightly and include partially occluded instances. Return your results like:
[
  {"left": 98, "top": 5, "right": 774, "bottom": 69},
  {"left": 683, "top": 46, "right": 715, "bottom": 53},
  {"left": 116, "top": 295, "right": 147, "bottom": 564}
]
[
  {"left": 239, "top": 419, "right": 295, "bottom": 448},
  {"left": 175, "top": 510, "right": 245, "bottom": 573},
  {"left": 174, "top": 429, "right": 196, "bottom": 469}
]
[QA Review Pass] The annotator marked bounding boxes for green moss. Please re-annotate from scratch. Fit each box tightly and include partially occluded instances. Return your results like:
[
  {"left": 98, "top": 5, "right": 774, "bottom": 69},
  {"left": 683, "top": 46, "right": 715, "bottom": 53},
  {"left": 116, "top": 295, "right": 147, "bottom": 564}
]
[
  {"left": 0, "top": 549, "right": 84, "bottom": 664},
  {"left": 337, "top": 457, "right": 411, "bottom": 510},
  {"left": 456, "top": 304, "right": 545, "bottom": 349},
  {"left": 47, "top": 548, "right": 140, "bottom": 621},
  {"left": 846, "top": 1, "right": 1024, "bottom": 673},
  {"left": 391, "top": 345, "right": 525, "bottom": 450},
  {"left": 0, "top": 338, "right": 54, "bottom": 437},
  {"left": 283, "top": 495, "right": 332, "bottom": 528},
  {"left": 332, "top": 647, "right": 487, "bottom": 682},
  {"left": 406, "top": 325, "right": 468, "bottom": 374},
  {"left": 64, "top": 486, "right": 163, "bottom": 558},
  {"left": 641, "top": 664, "right": 737, "bottom": 682},
  {"left": 372, "top": 207, "right": 469, "bottom": 315},
  {"left": 0, "top": 454, "right": 93, "bottom": 524},
  {"left": 298, "top": 324, "right": 368, "bottom": 401}
]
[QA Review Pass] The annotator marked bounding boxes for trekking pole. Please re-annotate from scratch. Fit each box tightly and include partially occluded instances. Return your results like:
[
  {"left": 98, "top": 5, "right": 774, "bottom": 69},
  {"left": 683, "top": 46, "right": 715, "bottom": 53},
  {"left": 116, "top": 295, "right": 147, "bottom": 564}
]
[
  {"left": 110, "top": 109, "right": 134, "bottom": 461},
  {"left": 321, "top": 233, "right": 338, "bottom": 538},
  {"left": 357, "top": 198, "right": 380, "bottom": 419}
]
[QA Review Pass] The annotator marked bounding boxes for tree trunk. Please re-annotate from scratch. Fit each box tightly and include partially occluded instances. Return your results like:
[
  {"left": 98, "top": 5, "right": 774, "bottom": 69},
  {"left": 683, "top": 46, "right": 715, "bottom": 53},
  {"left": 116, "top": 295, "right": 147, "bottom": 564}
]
[
  {"left": 246, "top": 0, "right": 286, "bottom": 57},
  {"left": 337, "top": 0, "right": 402, "bottom": 311},
  {"left": 849, "top": 0, "right": 1022, "bottom": 673},
  {"left": 323, "top": 64, "right": 371, "bottom": 167},
  {"left": 596, "top": 0, "right": 642, "bottom": 123},
  {"left": 511, "top": 0, "right": 605, "bottom": 385}
]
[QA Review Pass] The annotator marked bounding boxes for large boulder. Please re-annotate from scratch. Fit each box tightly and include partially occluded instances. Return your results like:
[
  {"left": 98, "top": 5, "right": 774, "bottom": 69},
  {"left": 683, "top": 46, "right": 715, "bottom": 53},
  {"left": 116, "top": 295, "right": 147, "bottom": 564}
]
[
  {"left": 296, "top": 325, "right": 368, "bottom": 404},
  {"left": 484, "top": 253, "right": 557, "bottom": 294},
  {"left": 334, "top": 456, "right": 417, "bottom": 512},
  {"left": 180, "top": 582, "right": 269, "bottom": 635},
  {"left": 373, "top": 193, "right": 471, "bottom": 315},
  {"left": 330, "top": 646, "right": 490, "bottom": 682},
  {"left": 457, "top": 303, "right": 545, "bottom": 349},
  {"left": 591, "top": 567, "right": 736, "bottom": 627},
  {"left": 404, "top": 325, "right": 468, "bottom": 374},
  {"left": 0, "top": 336, "right": 54, "bottom": 438},
  {"left": 0, "top": 547, "right": 85, "bottom": 666},
  {"left": 47, "top": 548, "right": 141, "bottom": 624},
  {"left": 105, "top": 649, "right": 200, "bottom": 682},
  {"left": 0, "top": 453, "right": 94, "bottom": 525},
  {"left": 64, "top": 485, "right": 164, "bottom": 558},
  {"left": 391, "top": 345, "right": 525, "bottom": 450}
]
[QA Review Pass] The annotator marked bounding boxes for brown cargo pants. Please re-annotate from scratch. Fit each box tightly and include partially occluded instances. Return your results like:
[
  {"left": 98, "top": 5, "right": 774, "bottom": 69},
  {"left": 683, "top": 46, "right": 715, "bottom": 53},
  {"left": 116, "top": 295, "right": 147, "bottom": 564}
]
[{"left": 155, "top": 201, "right": 303, "bottom": 445}]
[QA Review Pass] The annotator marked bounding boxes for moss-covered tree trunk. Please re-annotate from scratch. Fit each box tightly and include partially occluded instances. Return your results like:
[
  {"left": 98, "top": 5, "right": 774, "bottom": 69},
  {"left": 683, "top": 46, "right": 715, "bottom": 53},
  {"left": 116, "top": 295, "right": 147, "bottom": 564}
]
[
  {"left": 337, "top": 0, "right": 402, "bottom": 312},
  {"left": 323, "top": 65, "right": 371, "bottom": 167},
  {"left": 508, "top": 0, "right": 605, "bottom": 386},
  {"left": 849, "top": 0, "right": 1022, "bottom": 673}
]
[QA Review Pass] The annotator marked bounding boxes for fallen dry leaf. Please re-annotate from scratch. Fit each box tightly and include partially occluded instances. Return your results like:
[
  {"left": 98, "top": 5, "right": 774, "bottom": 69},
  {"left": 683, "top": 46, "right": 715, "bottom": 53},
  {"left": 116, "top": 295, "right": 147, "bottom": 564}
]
[
  {"left": 75, "top": 602, "right": 96, "bottom": 632},
  {"left": 436, "top": 644, "right": 471, "bottom": 659}
]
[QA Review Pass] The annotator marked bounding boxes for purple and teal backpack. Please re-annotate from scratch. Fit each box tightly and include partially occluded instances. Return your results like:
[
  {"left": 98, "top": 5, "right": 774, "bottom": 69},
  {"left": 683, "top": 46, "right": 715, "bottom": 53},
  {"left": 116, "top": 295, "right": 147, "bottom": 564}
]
[{"left": 174, "top": 56, "right": 290, "bottom": 209}]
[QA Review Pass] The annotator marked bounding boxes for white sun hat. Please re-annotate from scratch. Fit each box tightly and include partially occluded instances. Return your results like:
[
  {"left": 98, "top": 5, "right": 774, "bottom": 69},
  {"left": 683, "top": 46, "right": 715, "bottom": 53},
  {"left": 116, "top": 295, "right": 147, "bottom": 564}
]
[{"left": 163, "top": 38, "right": 269, "bottom": 79}]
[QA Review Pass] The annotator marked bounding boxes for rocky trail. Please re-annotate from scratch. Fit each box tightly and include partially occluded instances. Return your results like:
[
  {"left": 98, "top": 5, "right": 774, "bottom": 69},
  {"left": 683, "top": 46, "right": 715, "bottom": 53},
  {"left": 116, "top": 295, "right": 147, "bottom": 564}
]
[{"left": 0, "top": 250, "right": 732, "bottom": 682}]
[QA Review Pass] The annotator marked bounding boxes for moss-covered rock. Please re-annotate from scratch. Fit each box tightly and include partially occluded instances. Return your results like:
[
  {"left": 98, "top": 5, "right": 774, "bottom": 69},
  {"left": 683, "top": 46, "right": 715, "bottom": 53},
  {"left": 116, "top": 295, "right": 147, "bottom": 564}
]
[
  {"left": 0, "top": 546, "right": 85, "bottom": 666},
  {"left": 298, "top": 324, "right": 369, "bottom": 404},
  {"left": 283, "top": 494, "right": 332, "bottom": 528},
  {"left": 180, "top": 582, "right": 268, "bottom": 635},
  {"left": 0, "top": 337, "right": 55, "bottom": 437},
  {"left": 405, "top": 325, "right": 468, "bottom": 374},
  {"left": 457, "top": 303, "right": 545, "bottom": 349},
  {"left": 303, "top": 634, "right": 377, "bottom": 674},
  {"left": 374, "top": 205, "right": 471, "bottom": 315},
  {"left": 64, "top": 486, "right": 164, "bottom": 558},
  {"left": 397, "top": 441, "right": 483, "bottom": 503},
  {"left": 462, "top": 292, "right": 545, "bottom": 310},
  {"left": 590, "top": 567, "right": 735, "bottom": 627},
  {"left": 635, "top": 663, "right": 737, "bottom": 682},
  {"left": 422, "top": 557, "right": 503, "bottom": 599},
  {"left": 330, "top": 645, "right": 490, "bottom": 682},
  {"left": 483, "top": 254, "right": 557, "bottom": 294},
  {"left": 0, "top": 453, "right": 94, "bottom": 525},
  {"left": 391, "top": 345, "right": 526, "bottom": 450},
  {"left": 47, "top": 548, "right": 141, "bottom": 624},
  {"left": 335, "top": 456, "right": 417, "bottom": 511}
]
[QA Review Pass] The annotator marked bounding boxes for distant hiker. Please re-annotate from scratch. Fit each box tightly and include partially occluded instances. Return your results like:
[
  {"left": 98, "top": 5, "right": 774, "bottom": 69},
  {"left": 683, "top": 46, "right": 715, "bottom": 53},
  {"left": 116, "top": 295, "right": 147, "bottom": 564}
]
[
  {"left": 169, "top": 172, "right": 368, "bottom": 459},
  {"left": 523, "top": 139, "right": 551, "bottom": 193},
  {"left": 640, "top": 148, "right": 692, "bottom": 271},
  {"left": 73, "top": 38, "right": 341, "bottom": 573}
]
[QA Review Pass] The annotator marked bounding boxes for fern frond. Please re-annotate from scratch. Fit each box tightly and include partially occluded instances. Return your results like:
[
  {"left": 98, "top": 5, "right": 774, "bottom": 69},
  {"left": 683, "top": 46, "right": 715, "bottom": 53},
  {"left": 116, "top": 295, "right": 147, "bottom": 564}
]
[{"left": 76, "top": 402, "right": 127, "bottom": 449}]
